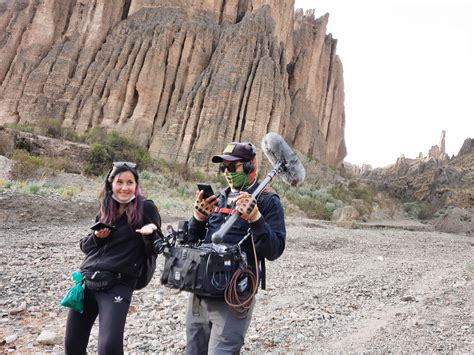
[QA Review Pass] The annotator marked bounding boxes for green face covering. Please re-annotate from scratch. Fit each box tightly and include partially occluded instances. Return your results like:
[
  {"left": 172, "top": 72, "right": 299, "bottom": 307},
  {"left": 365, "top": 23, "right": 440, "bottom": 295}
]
[{"left": 225, "top": 171, "right": 251, "bottom": 190}]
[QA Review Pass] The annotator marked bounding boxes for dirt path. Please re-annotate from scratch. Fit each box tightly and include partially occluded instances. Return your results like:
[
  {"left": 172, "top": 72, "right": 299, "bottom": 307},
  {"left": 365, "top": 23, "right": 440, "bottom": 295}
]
[
  {"left": 257, "top": 220, "right": 473, "bottom": 353},
  {"left": 0, "top": 193, "right": 473, "bottom": 353}
]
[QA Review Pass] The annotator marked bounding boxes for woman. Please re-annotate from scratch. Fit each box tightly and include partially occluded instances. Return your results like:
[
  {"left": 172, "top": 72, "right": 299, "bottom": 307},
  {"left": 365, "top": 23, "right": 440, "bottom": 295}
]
[{"left": 64, "top": 161, "right": 163, "bottom": 354}]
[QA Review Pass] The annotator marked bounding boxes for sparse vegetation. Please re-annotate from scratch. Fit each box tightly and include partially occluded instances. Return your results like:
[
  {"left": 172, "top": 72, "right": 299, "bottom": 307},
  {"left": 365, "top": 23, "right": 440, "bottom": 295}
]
[
  {"left": 4, "top": 123, "right": 152, "bottom": 176},
  {"left": 416, "top": 202, "right": 444, "bottom": 220},
  {"left": 0, "top": 179, "right": 14, "bottom": 189},
  {"left": 155, "top": 159, "right": 223, "bottom": 185},
  {"left": 1, "top": 123, "right": 395, "bottom": 221},
  {"left": 9, "top": 149, "right": 73, "bottom": 180},
  {"left": 330, "top": 180, "right": 374, "bottom": 205},
  {"left": 272, "top": 182, "right": 344, "bottom": 220},
  {"left": 23, "top": 182, "right": 42, "bottom": 195},
  {"left": 59, "top": 186, "right": 83, "bottom": 197},
  {"left": 0, "top": 178, "right": 85, "bottom": 198},
  {"left": 467, "top": 264, "right": 474, "bottom": 273},
  {"left": 6, "top": 120, "right": 79, "bottom": 142},
  {"left": 15, "top": 137, "right": 32, "bottom": 152},
  {"left": 4, "top": 123, "right": 36, "bottom": 134},
  {"left": 402, "top": 201, "right": 444, "bottom": 220}
]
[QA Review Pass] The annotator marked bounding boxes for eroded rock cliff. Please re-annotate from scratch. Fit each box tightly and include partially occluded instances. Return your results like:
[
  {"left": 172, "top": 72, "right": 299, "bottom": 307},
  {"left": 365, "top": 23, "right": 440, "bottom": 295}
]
[
  {"left": 0, "top": 0, "right": 346, "bottom": 168},
  {"left": 360, "top": 137, "right": 474, "bottom": 209}
]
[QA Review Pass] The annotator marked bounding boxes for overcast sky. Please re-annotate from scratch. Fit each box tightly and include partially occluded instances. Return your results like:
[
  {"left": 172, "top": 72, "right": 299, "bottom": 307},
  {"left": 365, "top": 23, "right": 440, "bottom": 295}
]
[{"left": 294, "top": 0, "right": 474, "bottom": 168}]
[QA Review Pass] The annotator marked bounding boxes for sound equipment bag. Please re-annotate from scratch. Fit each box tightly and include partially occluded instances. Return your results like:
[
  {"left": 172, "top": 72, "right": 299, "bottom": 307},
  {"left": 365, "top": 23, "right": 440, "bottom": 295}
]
[{"left": 160, "top": 243, "right": 243, "bottom": 297}]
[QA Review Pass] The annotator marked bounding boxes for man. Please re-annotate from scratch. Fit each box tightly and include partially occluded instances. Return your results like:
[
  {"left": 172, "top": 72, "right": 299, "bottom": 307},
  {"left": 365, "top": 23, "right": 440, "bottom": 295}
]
[{"left": 186, "top": 141, "right": 286, "bottom": 354}]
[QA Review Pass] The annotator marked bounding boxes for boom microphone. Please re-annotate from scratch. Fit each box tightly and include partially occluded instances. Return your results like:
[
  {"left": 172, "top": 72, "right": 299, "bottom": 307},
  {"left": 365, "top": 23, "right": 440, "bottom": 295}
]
[
  {"left": 211, "top": 132, "right": 305, "bottom": 244},
  {"left": 261, "top": 132, "right": 305, "bottom": 186}
]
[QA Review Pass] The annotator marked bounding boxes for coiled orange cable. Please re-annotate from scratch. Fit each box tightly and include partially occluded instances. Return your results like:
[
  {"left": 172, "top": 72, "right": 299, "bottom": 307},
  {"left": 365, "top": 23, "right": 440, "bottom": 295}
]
[{"left": 224, "top": 236, "right": 259, "bottom": 319}]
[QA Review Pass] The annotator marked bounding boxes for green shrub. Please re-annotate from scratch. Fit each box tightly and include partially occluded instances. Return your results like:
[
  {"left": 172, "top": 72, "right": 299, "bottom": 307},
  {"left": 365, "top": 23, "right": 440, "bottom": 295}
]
[
  {"left": 6, "top": 120, "right": 79, "bottom": 142},
  {"left": 18, "top": 182, "right": 42, "bottom": 195},
  {"left": 10, "top": 149, "right": 74, "bottom": 179},
  {"left": 26, "top": 183, "right": 41, "bottom": 194},
  {"left": 81, "top": 127, "right": 108, "bottom": 145},
  {"left": 329, "top": 182, "right": 352, "bottom": 203},
  {"left": 352, "top": 187, "right": 372, "bottom": 203},
  {"left": 175, "top": 184, "right": 194, "bottom": 198},
  {"left": 328, "top": 180, "right": 374, "bottom": 216},
  {"left": 49, "top": 157, "right": 74, "bottom": 172},
  {"left": 86, "top": 143, "right": 113, "bottom": 174},
  {"left": 60, "top": 127, "right": 80, "bottom": 142},
  {"left": 417, "top": 202, "right": 442, "bottom": 220},
  {"left": 10, "top": 149, "right": 45, "bottom": 179},
  {"left": 433, "top": 208, "right": 446, "bottom": 218},
  {"left": 289, "top": 195, "right": 332, "bottom": 220},
  {"left": 15, "top": 137, "right": 32, "bottom": 152},
  {"left": 38, "top": 119, "right": 62, "bottom": 139},
  {"left": 348, "top": 180, "right": 374, "bottom": 204},
  {"left": 5, "top": 123, "right": 35, "bottom": 134},
  {"left": 84, "top": 131, "right": 152, "bottom": 176},
  {"left": 59, "top": 186, "right": 82, "bottom": 197},
  {"left": 0, "top": 179, "right": 14, "bottom": 188},
  {"left": 467, "top": 264, "right": 474, "bottom": 273},
  {"left": 403, "top": 202, "right": 417, "bottom": 214},
  {"left": 141, "top": 170, "right": 152, "bottom": 180},
  {"left": 403, "top": 201, "right": 442, "bottom": 220},
  {"left": 278, "top": 184, "right": 343, "bottom": 220}
]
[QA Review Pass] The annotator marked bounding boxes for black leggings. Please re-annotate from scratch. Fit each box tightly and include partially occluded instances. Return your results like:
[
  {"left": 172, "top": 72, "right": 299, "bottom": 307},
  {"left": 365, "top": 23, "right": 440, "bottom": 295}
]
[{"left": 64, "top": 283, "right": 134, "bottom": 355}]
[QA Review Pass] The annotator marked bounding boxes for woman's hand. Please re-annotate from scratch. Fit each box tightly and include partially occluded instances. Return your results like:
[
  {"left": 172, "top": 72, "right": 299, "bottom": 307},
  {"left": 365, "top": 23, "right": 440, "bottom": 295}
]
[
  {"left": 136, "top": 223, "right": 158, "bottom": 236},
  {"left": 94, "top": 228, "right": 111, "bottom": 238},
  {"left": 193, "top": 190, "right": 218, "bottom": 221}
]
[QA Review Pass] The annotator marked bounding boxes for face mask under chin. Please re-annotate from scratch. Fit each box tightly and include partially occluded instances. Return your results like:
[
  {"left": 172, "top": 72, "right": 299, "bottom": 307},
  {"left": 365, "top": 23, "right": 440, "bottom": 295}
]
[
  {"left": 112, "top": 194, "right": 136, "bottom": 204},
  {"left": 225, "top": 171, "right": 250, "bottom": 190}
]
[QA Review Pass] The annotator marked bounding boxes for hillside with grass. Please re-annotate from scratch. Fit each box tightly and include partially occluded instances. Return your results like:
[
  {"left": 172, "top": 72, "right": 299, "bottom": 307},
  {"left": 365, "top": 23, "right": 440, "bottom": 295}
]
[
  {"left": 0, "top": 123, "right": 390, "bottom": 223},
  {"left": 1, "top": 123, "right": 472, "bottom": 236}
]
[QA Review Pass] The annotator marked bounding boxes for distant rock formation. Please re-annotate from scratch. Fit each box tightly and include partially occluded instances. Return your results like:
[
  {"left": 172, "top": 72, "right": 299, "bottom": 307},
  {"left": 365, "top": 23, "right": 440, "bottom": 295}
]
[
  {"left": 0, "top": 0, "right": 346, "bottom": 168},
  {"left": 359, "top": 135, "right": 473, "bottom": 209},
  {"left": 343, "top": 161, "right": 371, "bottom": 175},
  {"left": 347, "top": 130, "right": 451, "bottom": 176},
  {"left": 457, "top": 138, "right": 474, "bottom": 156},
  {"left": 428, "top": 130, "right": 449, "bottom": 161}
]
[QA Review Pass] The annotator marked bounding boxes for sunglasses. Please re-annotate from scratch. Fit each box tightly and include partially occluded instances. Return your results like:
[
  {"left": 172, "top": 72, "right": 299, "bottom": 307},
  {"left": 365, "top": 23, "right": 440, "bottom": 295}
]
[
  {"left": 113, "top": 161, "right": 137, "bottom": 169},
  {"left": 219, "top": 162, "right": 243, "bottom": 173}
]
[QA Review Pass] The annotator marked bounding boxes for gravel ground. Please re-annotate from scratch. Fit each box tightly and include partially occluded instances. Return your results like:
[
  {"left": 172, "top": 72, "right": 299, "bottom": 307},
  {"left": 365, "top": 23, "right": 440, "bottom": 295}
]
[{"left": 0, "top": 191, "right": 473, "bottom": 353}]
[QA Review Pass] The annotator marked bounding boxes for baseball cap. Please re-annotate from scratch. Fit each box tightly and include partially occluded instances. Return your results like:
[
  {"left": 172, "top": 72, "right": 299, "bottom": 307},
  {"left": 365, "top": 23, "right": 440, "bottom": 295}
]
[{"left": 211, "top": 142, "right": 256, "bottom": 163}]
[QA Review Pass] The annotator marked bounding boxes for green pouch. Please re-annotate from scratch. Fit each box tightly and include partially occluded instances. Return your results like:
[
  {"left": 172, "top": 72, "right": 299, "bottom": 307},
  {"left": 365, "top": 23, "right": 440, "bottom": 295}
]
[{"left": 60, "top": 271, "right": 85, "bottom": 313}]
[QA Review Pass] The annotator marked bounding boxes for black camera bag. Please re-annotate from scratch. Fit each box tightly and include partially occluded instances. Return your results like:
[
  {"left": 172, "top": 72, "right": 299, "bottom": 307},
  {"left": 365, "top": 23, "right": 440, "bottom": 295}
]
[{"left": 160, "top": 244, "right": 242, "bottom": 297}]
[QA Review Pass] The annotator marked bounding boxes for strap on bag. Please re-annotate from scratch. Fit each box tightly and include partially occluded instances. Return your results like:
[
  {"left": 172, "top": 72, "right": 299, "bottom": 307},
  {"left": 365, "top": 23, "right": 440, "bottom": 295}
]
[
  {"left": 180, "top": 259, "right": 197, "bottom": 290},
  {"left": 161, "top": 255, "right": 177, "bottom": 284}
]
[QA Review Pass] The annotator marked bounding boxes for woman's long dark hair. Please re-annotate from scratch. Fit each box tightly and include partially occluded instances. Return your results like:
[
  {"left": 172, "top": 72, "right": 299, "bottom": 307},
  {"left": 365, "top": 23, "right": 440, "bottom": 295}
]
[{"left": 98, "top": 164, "right": 145, "bottom": 230}]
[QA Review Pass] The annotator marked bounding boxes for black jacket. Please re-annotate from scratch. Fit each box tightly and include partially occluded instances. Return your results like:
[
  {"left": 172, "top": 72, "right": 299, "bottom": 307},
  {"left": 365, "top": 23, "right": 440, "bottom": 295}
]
[
  {"left": 188, "top": 184, "right": 286, "bottom": 262},
  {"left": 80, "top": 199, "right": 163, "bottom": 279}
]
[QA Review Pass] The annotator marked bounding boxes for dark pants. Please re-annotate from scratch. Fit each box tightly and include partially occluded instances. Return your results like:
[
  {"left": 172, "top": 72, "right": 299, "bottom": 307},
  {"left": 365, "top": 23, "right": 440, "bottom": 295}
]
[
  {"left": 186, "top": 294, "right": 255, "bottom": 355},
  {"left": 64, "top": 283, "right": 133, "bottom": 355}
]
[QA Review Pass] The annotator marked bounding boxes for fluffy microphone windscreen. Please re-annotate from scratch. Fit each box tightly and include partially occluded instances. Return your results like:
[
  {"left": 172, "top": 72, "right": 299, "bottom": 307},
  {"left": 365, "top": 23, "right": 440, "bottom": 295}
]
[{"left": 261, "top": 132, "right": 305, "bottom": 186}]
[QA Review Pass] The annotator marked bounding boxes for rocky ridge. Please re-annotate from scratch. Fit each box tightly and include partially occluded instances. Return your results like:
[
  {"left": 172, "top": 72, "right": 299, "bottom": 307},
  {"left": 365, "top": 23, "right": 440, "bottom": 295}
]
[
  {"left": 0, "top": 1, "right": 346, "bottom": 168},
  {"left": 346, "top": 132, "right": 474, "bottom": 211},
  {"left": 362, "top": 137, "right": 473, "bottom": 210}
]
